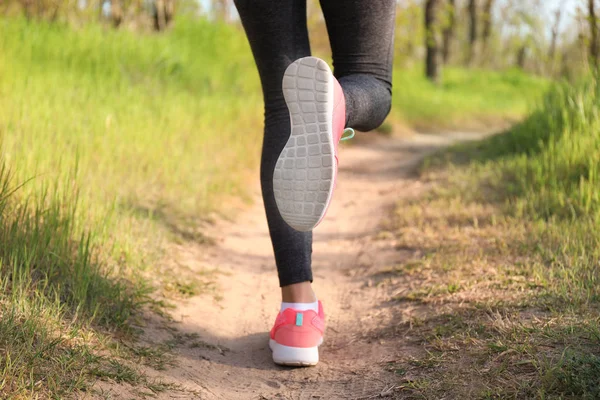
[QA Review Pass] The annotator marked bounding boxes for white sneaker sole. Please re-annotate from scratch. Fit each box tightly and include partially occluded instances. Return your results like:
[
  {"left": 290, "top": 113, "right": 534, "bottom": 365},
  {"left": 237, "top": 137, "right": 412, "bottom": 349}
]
[
  {"left": 273, "top": 57, "right": 336, "bottom": 232},
  {"left": 269, "top": 338, "right": 322, "bottom": 367}
]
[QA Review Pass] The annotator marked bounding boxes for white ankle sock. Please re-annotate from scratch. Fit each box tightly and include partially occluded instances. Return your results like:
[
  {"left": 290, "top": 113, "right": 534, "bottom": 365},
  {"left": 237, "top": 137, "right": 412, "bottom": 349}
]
[{"left": 280, "top": 300, "right": 319, "bottom": 313}]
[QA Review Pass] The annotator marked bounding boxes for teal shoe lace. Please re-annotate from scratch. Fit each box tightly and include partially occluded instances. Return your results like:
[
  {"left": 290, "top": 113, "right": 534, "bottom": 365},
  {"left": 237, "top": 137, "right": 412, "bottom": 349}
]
[{"left": 341, "top": 128, "right": 355, "bottom": 141}]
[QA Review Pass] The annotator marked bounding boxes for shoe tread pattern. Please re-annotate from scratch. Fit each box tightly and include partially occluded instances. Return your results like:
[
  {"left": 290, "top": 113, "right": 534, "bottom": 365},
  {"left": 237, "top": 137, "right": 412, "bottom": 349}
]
[{"left": 273, "top": 57, "right": 335, "bottom": 232}]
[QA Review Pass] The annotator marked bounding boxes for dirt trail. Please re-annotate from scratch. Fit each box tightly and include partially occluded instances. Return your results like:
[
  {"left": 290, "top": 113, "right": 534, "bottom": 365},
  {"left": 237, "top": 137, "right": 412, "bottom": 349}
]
[{"left": 100, "top": 132, "right": 482, "bottom": 400}]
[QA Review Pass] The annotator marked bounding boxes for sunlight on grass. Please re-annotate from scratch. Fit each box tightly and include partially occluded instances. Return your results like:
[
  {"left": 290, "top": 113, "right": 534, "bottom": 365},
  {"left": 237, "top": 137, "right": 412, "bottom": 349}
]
[
  {"left": 0, "top": 14, "right": 556, "bottom": 398},
  {"left": 0, "top": 16, "right": 261, "bottom": 397},
  {"left": 383, "top": 75, "right": 600, "bottom": 398},
  {"left": 392, "top": 67, "right": 548, "bottom": 130},
  {"left": 0, "top": 15, "right": 263, "bottom": 300},
  {"left": 435, "top": 77, "right": 600, "bottom": 307},
  {"left": 0, "top": 17, "right": 262, "bottom": 224}
]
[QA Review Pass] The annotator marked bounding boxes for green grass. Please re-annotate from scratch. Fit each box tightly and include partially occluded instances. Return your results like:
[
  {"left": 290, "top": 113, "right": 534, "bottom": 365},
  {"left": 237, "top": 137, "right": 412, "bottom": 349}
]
[
  {"left": 544, "top": 351, "right": 600, "bottom": 399},
  {"left": 391, "top": 67, "right": 548, "bottom": 131},
  {"left": 382, "top": 76, "right": 600, "bottom": 398},
  {"left": 0, "top": 16, "right": 262, "bottom": 229},
  {"left": 449, "top": 77, "right": 600, "bottom": 221},
  {"left": 0, "top": 15, "right": 554, "bottom": 398},
  {"left": 0, "top": 16, "right": 261, "bottom": 398},
  {"left": 435, "top": 76, "right": 600, "bottom": 307}
]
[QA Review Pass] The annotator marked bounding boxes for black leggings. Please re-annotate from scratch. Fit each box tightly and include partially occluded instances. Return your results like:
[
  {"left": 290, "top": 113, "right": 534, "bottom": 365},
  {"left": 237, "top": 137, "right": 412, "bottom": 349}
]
[{"left": 234, "top": 0, "right": 396, "bottom": 287}]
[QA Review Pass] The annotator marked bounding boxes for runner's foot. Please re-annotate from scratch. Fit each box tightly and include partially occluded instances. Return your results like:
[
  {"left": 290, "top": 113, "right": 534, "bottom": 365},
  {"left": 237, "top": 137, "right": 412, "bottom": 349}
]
[
  {"left": 269, "top": 300, "right": 326, "bottom": 366},
  {"left": 273, "top": 56, "right": 354, "bottom": 231}
]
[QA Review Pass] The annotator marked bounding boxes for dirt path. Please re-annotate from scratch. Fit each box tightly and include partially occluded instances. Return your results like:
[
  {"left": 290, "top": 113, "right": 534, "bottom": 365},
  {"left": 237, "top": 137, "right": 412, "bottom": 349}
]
[{"left": 99, "top": 132, "right": 482, "bottom": 400}]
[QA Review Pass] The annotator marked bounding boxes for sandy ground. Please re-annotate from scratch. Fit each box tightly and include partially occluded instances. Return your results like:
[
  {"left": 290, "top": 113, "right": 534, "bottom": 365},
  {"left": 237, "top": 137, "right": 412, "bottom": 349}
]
[{"left": 94, "top": 132, "right": 483, "bottom": 400}]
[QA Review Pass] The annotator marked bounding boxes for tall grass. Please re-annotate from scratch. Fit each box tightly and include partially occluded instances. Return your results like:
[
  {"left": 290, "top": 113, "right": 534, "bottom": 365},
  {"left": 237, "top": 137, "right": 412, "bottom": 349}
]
[
  {"left": 423, "top": 76, "right": 600, "bottom": 396},
  {"left": 0, "top": 167, "right": 134, "bottom": 325},
  {"left": 0, "top": 15, "right": 263, "bottom": 300},
  {"left": 0, "top": 16, "right": 262, "bottom": 397},
  {"left": 0, "top": 164, "right": 139, "bottom": 397},
  {"left": 0, "top": 17, "right": 262, "bottom": 227},
  {"left": 438, "top": 76, "right": 600, "bottom": 305},
  {"left": 466, "top": 77, "right": 600, "bottom": 221}
]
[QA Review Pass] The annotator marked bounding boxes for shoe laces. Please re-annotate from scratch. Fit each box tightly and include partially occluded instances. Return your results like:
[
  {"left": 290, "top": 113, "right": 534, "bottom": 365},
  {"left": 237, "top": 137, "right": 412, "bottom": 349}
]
[{"left": 341, "top": 128, "right": 355, "bottom": 141}]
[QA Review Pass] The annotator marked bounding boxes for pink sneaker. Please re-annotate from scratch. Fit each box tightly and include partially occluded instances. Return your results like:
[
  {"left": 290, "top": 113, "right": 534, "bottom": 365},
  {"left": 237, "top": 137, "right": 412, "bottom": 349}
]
[
  {"left": 269, "top": 301, "right": 326, "bottom": 366},
  {"left": 273, "top": 57, "right": 354, "bottom": 232}
]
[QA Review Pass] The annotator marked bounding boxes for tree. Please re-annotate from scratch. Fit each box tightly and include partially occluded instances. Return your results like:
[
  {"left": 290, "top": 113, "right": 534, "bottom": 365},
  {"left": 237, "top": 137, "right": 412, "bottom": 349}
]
[
  {"left": 394, "top": 0, "right": 424, "bottom": 67},
  {"left": 481, "top": 0, "right": 494, "bottom": 60},
  {"left": 495, "top": 1, "right": 545, "bottom": 73},
  {"left": 549, "top": 6, "right": 563, "bottom": 74},
  {"left": 590, "top": 0, "right": 599, "bottom": 65},
  {"left": 111, "top": 0, "right": 123, "bottom": 27},
  {"left": 442, "top": 0, "right": 456, "bottom": 64},
  {"left": 467, "top": 0, "right": 477, "bottom": 65},
  {"left": 516, "top": 44, "right": 527, "bottom": 69},
  {"left": 14, "top": 0, "right": 69, "bottom": 21},
  {"left": 425, "top": 0, "right": 442, "bottom": 82},
  {"left": 153, "top": 0, "right": 174, "bottom": 30}
]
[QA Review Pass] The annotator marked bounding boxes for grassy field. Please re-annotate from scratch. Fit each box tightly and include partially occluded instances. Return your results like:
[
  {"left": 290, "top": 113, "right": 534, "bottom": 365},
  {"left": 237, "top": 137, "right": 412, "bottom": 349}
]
[
  {"left": 390, "top": 67, "right": 548, "bottom": 131},
  {"left": 0, "top": 17, "right": 263, "bottom": 398},
  {"left": 0, "top": 16, "right": 550, "bottom": 398},
  {"left": 383, "top": 76, "right": 600, "bottom": 398}
]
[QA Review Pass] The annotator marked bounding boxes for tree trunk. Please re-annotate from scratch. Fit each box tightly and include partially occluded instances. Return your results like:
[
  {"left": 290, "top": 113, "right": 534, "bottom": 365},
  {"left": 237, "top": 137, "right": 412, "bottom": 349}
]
[
  {"left": 467, "top": 0, "right": 477, "bottom": 65},
  {"left": 165, "top": 0, "right": 174, "bottom": 25},
  {"left": 590, "top": 0, "right": 599, "bottom": 65},
  {"left": 516, "top": 45, "right": 527, "bottom": 69},
  {"left": 549, "top": 7, "right": 563, "bottom": 74},
  {"left": 154, "top": 0, "right": 166, "bottom": 30},
  {"left": 111, "top": 0, "right": 123, "bottom": 27},
  {"left": 442, "top": 0, "right": 455, "bottom": 64},
  {"left": 425, "top": 0, "right": 441, "bottom": 83},
  {"left": 481, "top": 0, "right": 494, "bottom": 61},
  {"left": 153, "top": 0, "right": 174, "bottom": 31}
]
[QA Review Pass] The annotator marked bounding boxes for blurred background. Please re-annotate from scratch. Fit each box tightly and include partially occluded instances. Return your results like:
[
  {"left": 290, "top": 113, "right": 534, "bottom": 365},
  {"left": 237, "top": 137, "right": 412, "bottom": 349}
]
[
  {"left": 0, "top": 0, "right": 591, "bottom": 75},
  {"left": 0, "top": 1, "right": 598, "bottom": 398}
]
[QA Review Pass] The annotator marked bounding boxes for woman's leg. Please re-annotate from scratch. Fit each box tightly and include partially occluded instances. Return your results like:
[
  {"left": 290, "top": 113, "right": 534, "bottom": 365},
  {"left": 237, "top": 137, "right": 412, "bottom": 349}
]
[
  {"left": 319, "top": 0, "right": 396, "bottom": 131},
  {"left": 233, "top": 0, "right": 315, "bottom": 297}
]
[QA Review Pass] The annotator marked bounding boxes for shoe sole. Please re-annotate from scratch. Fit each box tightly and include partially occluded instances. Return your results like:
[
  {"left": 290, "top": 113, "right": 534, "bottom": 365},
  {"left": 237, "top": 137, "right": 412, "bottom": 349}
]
[
  {"left": 269, "top": 338, "right": 322, "bottom": 367},
  {"left": 273, "top": 57, "right": 336, "bottom": 232}
]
